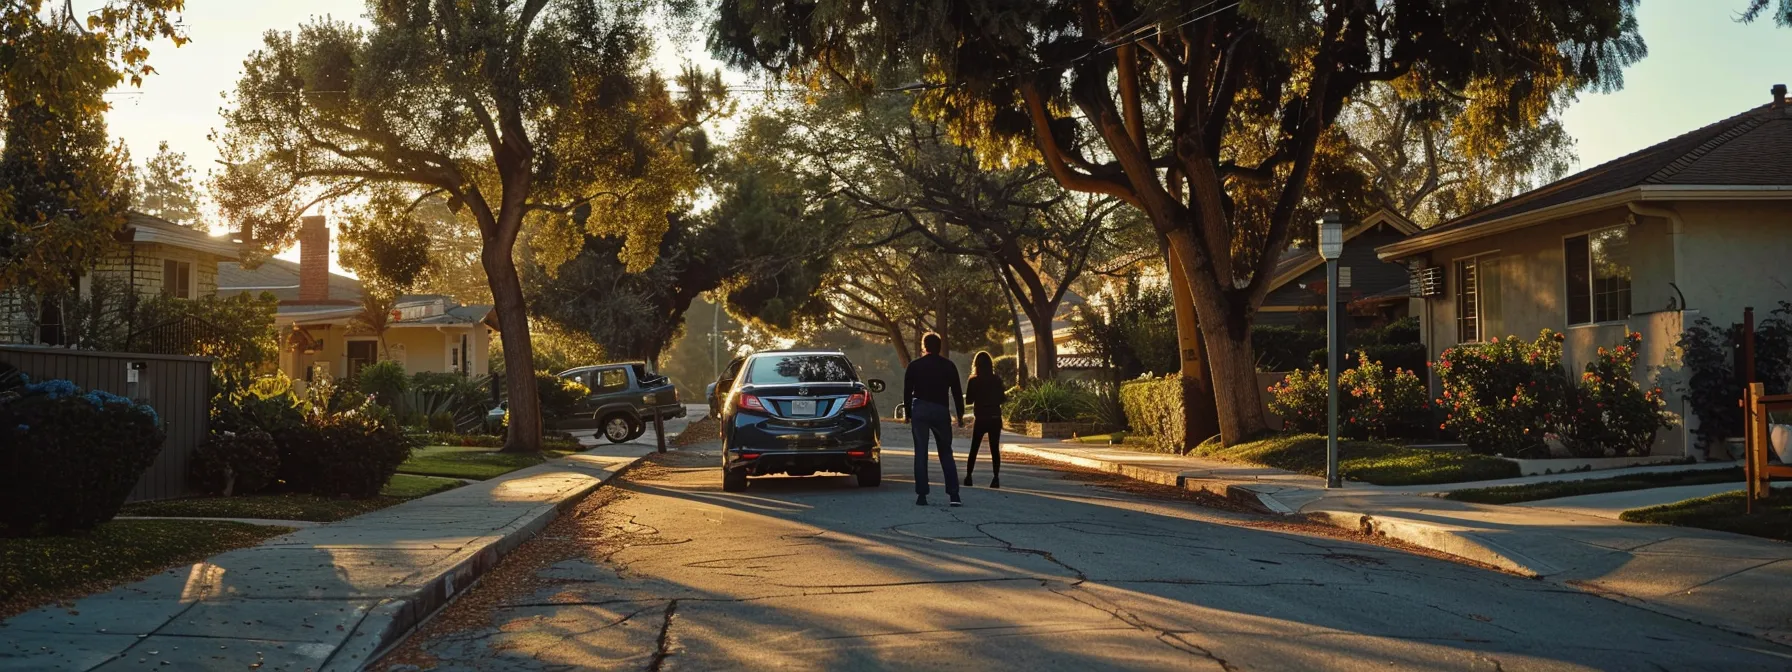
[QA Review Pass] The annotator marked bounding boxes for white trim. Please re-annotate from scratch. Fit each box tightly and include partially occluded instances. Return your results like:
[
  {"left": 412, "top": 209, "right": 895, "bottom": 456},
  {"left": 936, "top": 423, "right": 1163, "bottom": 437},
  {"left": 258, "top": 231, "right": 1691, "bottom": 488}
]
[{"left": 1377, "top": 184, "right": 1792, "bottom": 261}]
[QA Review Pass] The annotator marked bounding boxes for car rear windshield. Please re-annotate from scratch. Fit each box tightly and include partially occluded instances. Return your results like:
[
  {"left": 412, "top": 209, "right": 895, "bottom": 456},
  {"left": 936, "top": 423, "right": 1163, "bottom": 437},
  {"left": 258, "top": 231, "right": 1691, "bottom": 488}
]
[{"left": 745, "top": 355, "right": 856, "bottom": 384}]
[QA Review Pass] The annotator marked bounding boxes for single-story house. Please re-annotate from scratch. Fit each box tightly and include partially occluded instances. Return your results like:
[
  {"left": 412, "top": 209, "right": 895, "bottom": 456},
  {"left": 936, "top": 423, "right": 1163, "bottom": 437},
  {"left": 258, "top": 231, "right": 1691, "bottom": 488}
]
[
  {"left": 1378, "top": 85, "right": 1792, "bottom": 457},
  {"left": 217, "top": 215, "right": 497, "bottom": 386},
  {"left": 0, "top": 212, "right": 241, "bottom": 345},
  {"left": 1259, "top": 208, "right": 1421, "bottom": 328}
]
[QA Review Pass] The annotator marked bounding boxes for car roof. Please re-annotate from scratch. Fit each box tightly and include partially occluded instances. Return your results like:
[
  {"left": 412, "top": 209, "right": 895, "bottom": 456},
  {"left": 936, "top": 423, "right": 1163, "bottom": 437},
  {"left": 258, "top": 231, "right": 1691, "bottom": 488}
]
[
  {"left": 557, "top": 361, "right": 649, "bottom": 376},
  {"left": 746, "top": 350, "right": 848, "bottom": 357}
]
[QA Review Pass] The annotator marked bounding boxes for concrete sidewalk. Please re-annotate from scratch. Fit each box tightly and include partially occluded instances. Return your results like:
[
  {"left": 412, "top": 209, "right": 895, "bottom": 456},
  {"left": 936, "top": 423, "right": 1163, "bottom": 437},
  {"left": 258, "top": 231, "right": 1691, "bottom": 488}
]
[
  {"left": 0, "top": 443, "right": 661, "bottom": 672},
  {"left": 1006, "top": 440, "right": 1792, "bottom": 646}
]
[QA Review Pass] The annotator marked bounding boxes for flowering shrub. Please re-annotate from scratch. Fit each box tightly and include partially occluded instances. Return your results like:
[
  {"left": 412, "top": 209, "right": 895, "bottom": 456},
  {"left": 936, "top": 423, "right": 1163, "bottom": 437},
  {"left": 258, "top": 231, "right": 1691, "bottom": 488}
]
[
  {"left": 1435, "top": 332, "right": 1573, "bottom": 458},
  {"left": 1561, "top": 332, "right": 1676, "bottom": 457},
  {"left": 1268, "top": 354, "right": 1428, "bottom": 440},
  {"left": 0, "top": 378, "right": 165, "bottom": 536},
  {"left": 276, "top": 397, "right": 415, "bottom": 498}
]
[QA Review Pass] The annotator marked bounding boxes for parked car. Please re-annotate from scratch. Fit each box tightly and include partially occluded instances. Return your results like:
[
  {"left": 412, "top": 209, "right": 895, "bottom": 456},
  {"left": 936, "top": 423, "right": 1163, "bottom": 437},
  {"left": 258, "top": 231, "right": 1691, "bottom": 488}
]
[
  {"left": 718, "top": 350, "right": 885, "bottom": 492},
  {"left": 555, "top": 362, "right": 685, "bottom": 443},
  {"left": 706, "top": 355, "right": 746, "bottom": 419}
]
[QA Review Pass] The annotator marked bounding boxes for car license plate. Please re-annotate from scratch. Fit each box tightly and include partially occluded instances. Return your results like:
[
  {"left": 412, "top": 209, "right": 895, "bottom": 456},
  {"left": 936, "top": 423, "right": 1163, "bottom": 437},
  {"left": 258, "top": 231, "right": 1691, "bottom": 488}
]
[{"left": 791, "top": 399, "right": 817, "bottom": 416}]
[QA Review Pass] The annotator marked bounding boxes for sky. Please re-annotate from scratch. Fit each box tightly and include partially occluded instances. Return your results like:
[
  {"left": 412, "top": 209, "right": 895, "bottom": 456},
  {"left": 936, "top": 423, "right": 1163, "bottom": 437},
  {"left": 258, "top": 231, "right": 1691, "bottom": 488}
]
[{"left": 92, "top": 1, "right": 1792, "bottom": 252}]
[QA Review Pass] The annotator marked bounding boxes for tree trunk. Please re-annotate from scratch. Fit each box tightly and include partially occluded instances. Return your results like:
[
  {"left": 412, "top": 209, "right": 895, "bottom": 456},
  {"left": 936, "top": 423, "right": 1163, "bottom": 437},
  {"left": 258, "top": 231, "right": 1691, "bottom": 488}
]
[
  {"left": 1024, "top": 298, "right": 1061, "bottom": 381},
  {"left": 1168, "top": 246, "right": 1221, "bottom": 449},
  {"left": 1005, "top": 292, "right": 1029, "bottom": 386},
  {"left": 486, "top": 242, "right": 543, "bottom": 453},
  {"left": 1166, "top": 229, "right": 1268, "bottom": 445}
]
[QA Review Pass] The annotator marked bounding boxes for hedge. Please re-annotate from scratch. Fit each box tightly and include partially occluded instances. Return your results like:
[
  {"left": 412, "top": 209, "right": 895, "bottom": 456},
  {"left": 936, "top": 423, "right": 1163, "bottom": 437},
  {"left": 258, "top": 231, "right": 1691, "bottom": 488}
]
[
  {"left": 1, "top": 380, "right": 166, "bottom": 536},
  {"left": 1119, "top": 375, "right": 1200, "bottom": 454}
]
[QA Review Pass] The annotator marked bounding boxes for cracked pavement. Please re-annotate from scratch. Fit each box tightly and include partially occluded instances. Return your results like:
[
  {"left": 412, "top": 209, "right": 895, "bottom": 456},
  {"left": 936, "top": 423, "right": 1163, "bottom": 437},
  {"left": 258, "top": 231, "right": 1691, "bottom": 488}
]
[{"left": 379, "top": 435, "right": 1792, "bottom": 671}]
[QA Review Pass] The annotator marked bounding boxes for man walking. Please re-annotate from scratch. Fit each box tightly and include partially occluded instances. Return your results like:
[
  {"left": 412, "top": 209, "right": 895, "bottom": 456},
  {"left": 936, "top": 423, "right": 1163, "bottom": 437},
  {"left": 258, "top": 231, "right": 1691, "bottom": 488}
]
[{"left": 903, "top": 332, "right": 963, "bottom": 507}]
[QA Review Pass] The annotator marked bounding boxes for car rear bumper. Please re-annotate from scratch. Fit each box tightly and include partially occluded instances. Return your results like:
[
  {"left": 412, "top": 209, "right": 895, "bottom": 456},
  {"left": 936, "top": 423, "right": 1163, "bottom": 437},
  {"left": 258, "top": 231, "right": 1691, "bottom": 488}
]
[{"left": 726, "top": 447, "right": 879, "bottom": 475}]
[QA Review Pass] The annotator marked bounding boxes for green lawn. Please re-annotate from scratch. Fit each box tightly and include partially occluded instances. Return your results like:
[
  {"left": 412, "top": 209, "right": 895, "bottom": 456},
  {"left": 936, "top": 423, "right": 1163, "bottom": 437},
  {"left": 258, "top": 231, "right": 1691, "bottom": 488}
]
[
  {"left": 1069, "top": 432, "right": 1156, "bottom": 447},
  {"left": 119, "top": 474, "right": 464, "bottom": 523},
  {"left": 1445, "top": 467, "right": 1745, "bottom": 505},
  {"left": 1195, "top": 433, "right": 1521, "bottom": 486},
  {"left": 1, "top": 519, "right": 292, "bottom": 618},
  {"left": 397, "top": 444, "right": 577, "bottom": 480},
  {"left": 1621, "top": 488, "right": 1792, "bottom": 542}
]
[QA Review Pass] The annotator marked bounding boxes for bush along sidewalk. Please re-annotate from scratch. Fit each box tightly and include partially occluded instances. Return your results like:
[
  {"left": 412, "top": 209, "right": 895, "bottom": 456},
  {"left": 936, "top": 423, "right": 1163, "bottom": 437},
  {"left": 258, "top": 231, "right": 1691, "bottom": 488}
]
[{"left": 0, "top": 376, "right": 165, "bottom": 537}]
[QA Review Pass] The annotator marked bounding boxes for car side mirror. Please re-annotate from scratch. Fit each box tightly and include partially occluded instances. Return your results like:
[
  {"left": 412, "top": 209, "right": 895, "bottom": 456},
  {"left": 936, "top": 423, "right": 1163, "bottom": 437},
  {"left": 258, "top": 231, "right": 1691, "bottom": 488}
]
[{"left": 866, "top": 379, "right": 886, "bottom": 393}]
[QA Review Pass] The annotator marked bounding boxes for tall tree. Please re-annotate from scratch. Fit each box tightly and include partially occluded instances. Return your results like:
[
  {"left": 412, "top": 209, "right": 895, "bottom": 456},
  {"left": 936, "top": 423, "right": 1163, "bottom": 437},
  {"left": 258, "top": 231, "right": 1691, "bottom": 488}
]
[
  {"left": 713, "top": 0, "right": 1645, "bottom": 444},
  {"left": 133, "top": 140, "right": 203, "bottom": 226},
  {"left": 212, "top": 1, "right": 711, "bottom": 452},
  {"left": 1339, "top": 81, "right": 1574, "bottom": 227},
  {"left": 0, "top": 0, "right": 186, "bottom": 295}
]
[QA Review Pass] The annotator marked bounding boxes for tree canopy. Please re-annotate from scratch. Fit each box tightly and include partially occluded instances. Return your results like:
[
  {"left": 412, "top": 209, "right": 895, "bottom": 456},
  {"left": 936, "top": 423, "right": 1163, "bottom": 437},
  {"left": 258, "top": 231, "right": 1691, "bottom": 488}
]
[
  {"left": 133, "top": 141, "right": 204, "bottom": 227},
  {"left": 213, "top": 0, "right": 713, "bottom": 452},
  {"left": 712, "top": 0, "right": 1646, "bottom": 444}
]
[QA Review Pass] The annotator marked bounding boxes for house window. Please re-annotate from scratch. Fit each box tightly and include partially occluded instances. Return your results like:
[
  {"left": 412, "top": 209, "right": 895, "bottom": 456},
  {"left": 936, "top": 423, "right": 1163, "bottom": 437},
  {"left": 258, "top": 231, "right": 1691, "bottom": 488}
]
[
  {"left": 1565, "top": 227, "right": 1631, "bottom": 325},
  {"left": 346, "top": 340, "right": 379, "bottom": 378},
  {"left": 1455, "top": 255, "right": 1503, "bottom": 343},
  {"left": 162, "top": 259, "right": 192, "bottom": 299}
]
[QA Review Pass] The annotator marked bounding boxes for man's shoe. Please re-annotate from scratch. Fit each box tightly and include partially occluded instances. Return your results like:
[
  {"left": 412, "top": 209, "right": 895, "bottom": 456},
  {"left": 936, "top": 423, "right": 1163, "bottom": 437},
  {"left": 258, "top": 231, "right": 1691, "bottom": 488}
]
[
  {"left": 949, "top": 494, "right": 963, "bottom": 507},
  {"left": 989, "top": 476, "right": 1000, "bottom": 489},
  {"left": 916, "top": 495, "right": 928, "bottom": 506},
  {"left": 962, "top": 475, "right": 974, "bottom": 487}
]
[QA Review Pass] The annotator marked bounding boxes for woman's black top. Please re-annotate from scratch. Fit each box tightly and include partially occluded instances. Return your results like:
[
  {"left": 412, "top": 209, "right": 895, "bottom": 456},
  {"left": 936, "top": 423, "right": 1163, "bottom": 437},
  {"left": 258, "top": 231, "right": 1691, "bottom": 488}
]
[{"left": 965, "top": 374, "right": 1006, "bottom": 421}]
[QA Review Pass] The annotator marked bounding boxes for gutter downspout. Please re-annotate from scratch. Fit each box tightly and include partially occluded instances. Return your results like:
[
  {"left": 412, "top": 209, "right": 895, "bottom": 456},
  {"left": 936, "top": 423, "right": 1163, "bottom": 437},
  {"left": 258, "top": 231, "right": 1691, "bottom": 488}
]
[{"left": 1627, "top": 202, "right": 1686, "bottom": 310}]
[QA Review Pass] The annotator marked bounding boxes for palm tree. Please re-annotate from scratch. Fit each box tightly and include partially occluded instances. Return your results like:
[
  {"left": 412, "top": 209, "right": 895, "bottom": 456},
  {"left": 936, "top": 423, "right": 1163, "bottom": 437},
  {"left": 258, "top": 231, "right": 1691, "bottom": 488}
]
[{"left": 349, "top": 291, "right": 398, "bottom": 360}]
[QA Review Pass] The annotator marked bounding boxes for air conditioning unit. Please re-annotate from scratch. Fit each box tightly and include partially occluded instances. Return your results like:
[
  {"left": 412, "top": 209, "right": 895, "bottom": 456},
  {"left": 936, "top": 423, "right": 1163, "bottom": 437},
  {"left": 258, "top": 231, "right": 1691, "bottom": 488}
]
[{"left": 1410, "top": 266, "right": 1444, "bottom": 298}]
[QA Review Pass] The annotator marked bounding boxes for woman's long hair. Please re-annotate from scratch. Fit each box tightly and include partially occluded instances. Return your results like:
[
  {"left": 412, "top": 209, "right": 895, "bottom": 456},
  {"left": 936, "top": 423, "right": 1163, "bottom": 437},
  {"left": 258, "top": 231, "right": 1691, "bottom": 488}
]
[{"left": 972, "top": 351, "right": 996, "bottom": 380}]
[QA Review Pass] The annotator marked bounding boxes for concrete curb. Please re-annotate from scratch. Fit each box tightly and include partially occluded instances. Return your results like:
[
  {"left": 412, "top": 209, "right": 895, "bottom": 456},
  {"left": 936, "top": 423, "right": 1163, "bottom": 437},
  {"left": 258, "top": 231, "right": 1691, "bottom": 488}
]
[
  {"left": 1003, "top": 444, "right": 1551, "bottom": 576},
  {"left": 321, "top": 449, "right": 659, "bottom": 672},
  {"left": 1004, "top": 444, "right": 1283, "bottom": 514},
  {"left": 1306, "top": 510, "right": 1559, "bottom": 578}
]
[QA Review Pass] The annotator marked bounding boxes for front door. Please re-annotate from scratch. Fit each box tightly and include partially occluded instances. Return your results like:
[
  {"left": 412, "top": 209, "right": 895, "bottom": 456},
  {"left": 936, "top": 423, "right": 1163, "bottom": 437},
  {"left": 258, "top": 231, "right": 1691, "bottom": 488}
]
[{"left": 346, "top": 340, "right": 379, "bottom": 378}]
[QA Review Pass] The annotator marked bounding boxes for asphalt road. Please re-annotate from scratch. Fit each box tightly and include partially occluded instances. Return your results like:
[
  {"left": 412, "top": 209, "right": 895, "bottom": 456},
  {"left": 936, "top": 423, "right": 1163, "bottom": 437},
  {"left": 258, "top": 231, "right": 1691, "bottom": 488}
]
[{"left": 383, "top": 433, "right": 1792, "bottom": 671}]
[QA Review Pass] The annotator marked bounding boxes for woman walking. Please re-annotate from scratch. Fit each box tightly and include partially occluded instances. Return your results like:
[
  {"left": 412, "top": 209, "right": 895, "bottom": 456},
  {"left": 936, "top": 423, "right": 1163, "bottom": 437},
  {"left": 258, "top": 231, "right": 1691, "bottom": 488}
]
[{"left": 963, "top": 351, "right": 1007, "bottom": 488}]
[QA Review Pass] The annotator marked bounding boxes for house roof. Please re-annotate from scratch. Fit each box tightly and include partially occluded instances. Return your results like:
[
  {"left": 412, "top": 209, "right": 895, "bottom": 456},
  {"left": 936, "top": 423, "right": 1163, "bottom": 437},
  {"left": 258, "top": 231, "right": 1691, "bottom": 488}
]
[
  {"left": 127, "top": 213, "right": 241, "bottom": 260},
  {"left": 1268, "top": 209, "right": 1419, "bottom": 291},
  {"left": 218, "top": 258, "right": 363, "bottom": 303},
  {"left": 1382, "top": 100, "right": 1792, "bottom": 259}
]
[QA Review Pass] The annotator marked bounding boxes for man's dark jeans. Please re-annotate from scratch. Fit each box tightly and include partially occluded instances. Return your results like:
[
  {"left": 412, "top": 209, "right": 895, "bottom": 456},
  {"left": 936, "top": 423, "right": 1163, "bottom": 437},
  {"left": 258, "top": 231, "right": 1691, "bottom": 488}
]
[{"left": 909, "top": 399, "right": 959, "bottom": 497}]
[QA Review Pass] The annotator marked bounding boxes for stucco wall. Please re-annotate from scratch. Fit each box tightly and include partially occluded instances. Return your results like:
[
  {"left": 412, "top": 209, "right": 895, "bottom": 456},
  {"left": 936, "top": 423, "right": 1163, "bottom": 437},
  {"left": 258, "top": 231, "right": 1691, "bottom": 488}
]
[
  {"left": 286, "top": 323, "right": 491, "bottom": 384},
  {"left": 1673, "top": 201, "right": 1792, "bottom": 323}
]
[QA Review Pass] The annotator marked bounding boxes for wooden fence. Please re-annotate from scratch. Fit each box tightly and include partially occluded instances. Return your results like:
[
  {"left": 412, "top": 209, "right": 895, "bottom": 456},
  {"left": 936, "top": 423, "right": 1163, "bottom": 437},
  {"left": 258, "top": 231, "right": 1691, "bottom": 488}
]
[{"left": 1, "top": 345, "right": 212, "bottom": 502}]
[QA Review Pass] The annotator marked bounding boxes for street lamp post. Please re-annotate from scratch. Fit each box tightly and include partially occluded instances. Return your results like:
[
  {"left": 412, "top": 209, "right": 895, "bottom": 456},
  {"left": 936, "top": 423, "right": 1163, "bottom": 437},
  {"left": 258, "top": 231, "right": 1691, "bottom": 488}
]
[{"left": 1318, "top": 212, "right": 1345, "bottom": 489}]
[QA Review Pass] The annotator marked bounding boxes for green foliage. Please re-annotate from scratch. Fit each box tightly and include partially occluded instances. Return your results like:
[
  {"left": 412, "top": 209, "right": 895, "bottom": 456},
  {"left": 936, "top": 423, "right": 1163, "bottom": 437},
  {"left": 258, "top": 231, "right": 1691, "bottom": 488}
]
[
  {"left": 992, "top": 355, "right": 1019, "bottom": 386},
  {"left": 121, "top": 475, "right": 460, "bottom": 523},
  {"left": 211, "top": 374, "right": 308, "bottom": 438},
  {"left": 1119, "top": 375, "right": 1199, "bottom": 454},
  {"left": 1436, "top": 332, "right": 1574, "bottom": 458},
  {"left": 1676, "top": 303, "right": 1792, "bottom": 448},
  {"left": 1447, "top": 467, "right": 1738, "bottom": 505},
  {"left": 1563, "top": 332, "right": 1676, "bottom": 457},
  {"left": 61, "top": 282, "right": 280, "bottom": 388},
  {"left": 0, "top": 379, "right": 165, "bottom": 536},
  {"left": 1620, "top": 488, "right": 1792, "bottom": 543},
  {"left": 189, "top": 430, "right": 280, "bottom": 496},
  {"left": 1196, "top": 434, "right": 1520, "bottom": 486},
  {"left": 356, "top": 361, "right": 409, "bottom": 407},
  {"left": 1072, "top": 282, "right": 1178, "bottom": 379},
  {"left": 398, "top": 444, "right": 574, "bottom": 480},
  {"left": 132, "top": 141, "right": 202, "bottom": 227},
  {"left": 536, "top": 371, "right": 589, "bottom": 420},
  {"left": 1, "top": 520, "right": 287, "bottom": 618},
  {"left": 1307, "top": 317, "right": 1427, "bottom": 373},
  {"left": 1252, "top": 325, "right": 1327, "bottom": 372},
  {"left": 1004, "top": 381, "right": 1094, "bottom": 424},
  {"left": 274, "top": 398, "right": 414, "bottom": 499},
  {"left": 1268, "top": 354, "right": 1430, "bottom": 440}
]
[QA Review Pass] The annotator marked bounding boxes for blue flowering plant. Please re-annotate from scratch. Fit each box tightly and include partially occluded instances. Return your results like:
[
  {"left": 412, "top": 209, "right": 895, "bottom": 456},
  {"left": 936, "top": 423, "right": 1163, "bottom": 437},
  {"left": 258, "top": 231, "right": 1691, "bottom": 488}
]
[{"left": 1, "top": 377, "right": 167, "bottom": 536}]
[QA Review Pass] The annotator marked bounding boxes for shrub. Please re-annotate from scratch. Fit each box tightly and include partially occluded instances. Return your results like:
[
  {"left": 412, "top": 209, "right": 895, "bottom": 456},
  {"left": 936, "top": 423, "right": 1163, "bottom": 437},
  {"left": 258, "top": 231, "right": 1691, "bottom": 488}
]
[
  {"left": 1677, "top": 303, "right": 1792, "bottom": 449},
  {"left": 1435, "top": 332, "right": 1573, "bottom": 458},
  {"left": 0, "top": 379, "right": 165, "bottom": 536},
  {"left": 1003, "top": 381, "right": 1094, "bottom": 423},
  {"left": 357, "top": 360, "right": 409, "bottom": 407},
  {"left": 276, "top": 398, "right": 414, "bottom": 498},
  {"left": 1252, "top": 325, "right": 1327, "bottom": 372},
  {"left": 1081, "top": 381, "right": 1126, "bottom": 428},
  {"left": 212, "top": 374, "right": 307, "bottom": 437},
  {"left": 1561, "top": 332, "right": 1675, "bottom": 457},
  {"left": 189, "top": 430, "right": 280, "bottom": 496},
  {"left": 537, "top": 371, "right": 589, "bottom": 420},
  {"left": 992, "top": 355, "right": 1019, "bottom": 385},
  {"left": 427, "top": 411, "right": 458, "bottom": 433},
  {"left": 1119, "top": 375, "right": 1201, "bottom": 453},
  {"left": 1269, "top": 354, "right": 1429, "bottom": 440}
]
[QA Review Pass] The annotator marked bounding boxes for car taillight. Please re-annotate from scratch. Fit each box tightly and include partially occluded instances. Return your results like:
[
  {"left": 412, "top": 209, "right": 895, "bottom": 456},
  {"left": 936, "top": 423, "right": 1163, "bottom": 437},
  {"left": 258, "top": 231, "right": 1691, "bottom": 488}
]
[
  {"left": 843, "top": 391, "right": 870, "bottom": 409},
  {"left": 739, "top": 452, "right": 761, "bottom": 460},
  {"left": 738, "top": 394, "right": 766, "bottom": 412}
]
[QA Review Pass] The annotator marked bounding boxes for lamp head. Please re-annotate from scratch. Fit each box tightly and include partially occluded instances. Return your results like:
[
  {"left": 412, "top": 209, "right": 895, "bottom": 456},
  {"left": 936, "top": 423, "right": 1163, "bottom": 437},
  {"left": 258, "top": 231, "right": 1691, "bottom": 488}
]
[{"left": 1317, "top": 212, "right": 1345, "bottom": 260}]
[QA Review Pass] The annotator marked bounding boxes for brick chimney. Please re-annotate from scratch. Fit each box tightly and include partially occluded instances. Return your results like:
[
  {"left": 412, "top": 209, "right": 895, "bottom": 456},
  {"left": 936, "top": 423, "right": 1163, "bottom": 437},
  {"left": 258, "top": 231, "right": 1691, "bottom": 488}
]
[
  {"left": 298, "top": 215, "right": 330, "bottom": 302},
  {"left": 1774, "top": 84, "right": 1787, "bottom": 106}
]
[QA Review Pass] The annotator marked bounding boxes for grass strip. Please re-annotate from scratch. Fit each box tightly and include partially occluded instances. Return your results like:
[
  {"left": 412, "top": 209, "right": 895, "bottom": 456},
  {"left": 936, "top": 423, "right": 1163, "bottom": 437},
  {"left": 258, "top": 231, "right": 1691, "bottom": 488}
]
[
  {"left": 1, "top": 519, "right": 292, "bottom": 618},
  {"left": 118, "top": 474, "right": 464, "bottom": 523},
  {"left": 1620, "top": 488, "right": 1791, "bottom": 542},
  {"left": 1196, "top": 433, "right": 1521, "bottom": 486},
  {"left": 1446, "top": 468, "right": 1744, "bottom": 504},
  {"left": 398, "top": 445, "right": 576, "bottom": 480}
]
